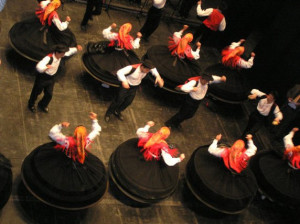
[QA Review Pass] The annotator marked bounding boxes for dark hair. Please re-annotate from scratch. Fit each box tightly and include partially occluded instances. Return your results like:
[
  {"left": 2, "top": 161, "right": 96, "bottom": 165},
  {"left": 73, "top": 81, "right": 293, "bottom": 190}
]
[
  {"left": 141, "top": 59, "right": 154, "bottom": 69},
  {"left": 53, "top": 44, "right": 69, "bottom": 53},
  {"left": 269, "top": 90, "right": 279, "bottom": 100}
]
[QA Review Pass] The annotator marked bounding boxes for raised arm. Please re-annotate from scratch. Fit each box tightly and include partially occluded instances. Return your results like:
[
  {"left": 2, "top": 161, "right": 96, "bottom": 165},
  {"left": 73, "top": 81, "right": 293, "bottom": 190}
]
[
  {"left": 52, "top": 14, "right": 70, "bottom": 31},
  {"left": 244, "top": 134, "right": 257, "bottom": 157},
  {"left": 196, "top": 0, "right": 213, "bottom": 16},
  {"left": 136, "top": 121, "right": 155, "bottom": 138},
  {"left": 208, "top": 134, "right": 225, "bottom": 157},
  {"left": 161, "top": 149, "right": 184, "bottom": 166},
  {"left": 49, "top": 122, "right": 70, "bottom": 145},
  {"left": 86, "top": 112, "right": 101, "bottom": 146},
  {"left": 102, "top": 23, "right": 118, "bottom": 41}
]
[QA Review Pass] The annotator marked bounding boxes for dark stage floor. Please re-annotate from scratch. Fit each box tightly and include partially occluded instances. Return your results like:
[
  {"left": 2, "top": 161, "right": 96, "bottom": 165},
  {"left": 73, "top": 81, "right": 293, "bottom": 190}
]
[{"left": 0, "top": 0, "right": 299, "bottom": 223}]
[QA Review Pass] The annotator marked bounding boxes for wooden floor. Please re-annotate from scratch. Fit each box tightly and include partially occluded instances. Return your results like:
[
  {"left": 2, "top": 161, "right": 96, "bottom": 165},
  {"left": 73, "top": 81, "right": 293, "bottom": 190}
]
[{"left": 0, "top": 1, "right": 299, "bottom": 223}]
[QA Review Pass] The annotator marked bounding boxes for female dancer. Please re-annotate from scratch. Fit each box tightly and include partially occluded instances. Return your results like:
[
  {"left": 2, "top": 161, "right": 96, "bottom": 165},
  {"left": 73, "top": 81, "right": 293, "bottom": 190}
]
[
  {"left": 21, "top": 112, "right": 108, "bottom": 210},
  {"left": 9, "top": 0, "right": 79, "bottom": 61},
  {"left": 109, "top": 121, "right": 185, "bottom": 203},
  {"left": 82, "top": 23, "right": 141, "bottom": 86}
]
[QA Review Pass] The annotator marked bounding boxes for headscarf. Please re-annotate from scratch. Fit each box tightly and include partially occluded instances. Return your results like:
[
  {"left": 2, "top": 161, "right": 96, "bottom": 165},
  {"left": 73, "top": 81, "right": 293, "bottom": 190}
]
[
  {"left": 221, "top": 46, "right": 245, "bottom": 68},
  {"left": 108, "top": 23, "right": 133, "bottom": 50},
  {"left": 168, "top": 33, "right": 193, "bottom": 58},
  {"left": 139, "top": 127, "right": 178, "bottom": 161},
  {"left": 36, "top": 0, "right": 61, "bottom": 26},
  {"left": 73, "top": 126, "right": 87, "bottom": 164},
  {"left": 284, "top": 145, "right": 300, "bottom": 169}
]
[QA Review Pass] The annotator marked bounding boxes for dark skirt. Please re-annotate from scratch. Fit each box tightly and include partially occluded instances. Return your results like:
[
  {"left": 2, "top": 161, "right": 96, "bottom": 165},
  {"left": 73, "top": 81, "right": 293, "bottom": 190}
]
[
  {"left": 0, "top": 153, "right": 12, "bottom": 209},
  {"left": 21, "top": 142, "right": 108, "bottom": 210},
  {"left": 186, "top": 146, "right": 257, "bottom": 214},
  {"left": 82, "top": 41, "right": 141, "bottom": 86},
  {"left": 9, "top": 17, "right": 77, "bottom": 61},
  {"left": 250, "top": 150, "right": 300, "bottom": 208},
  {"left": 109, "top": 138, "right": 179, "bottom": 203},
  {"left": 143, "top": 45, "right": 202, "bottom": 92}
]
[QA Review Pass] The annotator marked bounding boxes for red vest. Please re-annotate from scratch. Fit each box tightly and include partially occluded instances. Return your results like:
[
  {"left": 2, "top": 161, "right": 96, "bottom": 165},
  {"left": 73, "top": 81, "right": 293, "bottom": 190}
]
[{"left": 203, "top": 9, "right": 224, "bottom": 31}]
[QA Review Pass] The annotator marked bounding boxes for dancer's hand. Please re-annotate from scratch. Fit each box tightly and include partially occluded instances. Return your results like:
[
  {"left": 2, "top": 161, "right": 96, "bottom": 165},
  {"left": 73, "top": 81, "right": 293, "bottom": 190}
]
[
  {"left": 251, "top": 52, "right": 256, "bottom": 57},
  {"left": 147, "top": 121, "right": 155, "bottom": 127},
  {"left": 66, "top": 16, "right": 71, "bottom": 22},
  {"left": 122, "top": 81, "right": 130, "bottom": 89},
  {"left": 221, "top": 75, "right": 226, "bottom": 82},
  {"left": 292, "top": 127, "right": 299, "bottom": 133},
  {"left": 77, "top": 45, "right": 83, "bottom": 51},
  {"left": 272, "top": 118, "right": 280, "bottom": 125},
  {"left": 197, "top": 1, "right": 202, "bottom": 5},
  {"left": 46, "top": 65, "right": 52, "bottom": 69},
  {"left": 240, "top": 39, "right": 245, "bottom": 43},
  {"left": 216, "top": 134, "right": 222, "bottom": 141},
  {"left": 111, "top": 23, "right": 117, "bottom": 28},
  {"left": 183, "top": 25, "right": 189, "bottom": 31},
  {"left": 180, "top": 153, "right": 185, "bottom": 161},
  {"left": 246, "top": 134, "right": 252, "bottom": 140},
  {"left": 89, "top": 112, "right": 97, "bottom": 120},
  {"left": 155, "top": 77, "right": 164, "bottom": 88},
  {"left": 196, "top": 42, "right": 201, "bottom": 48},
  {"left": 137, "top": 32, "right": 142, "bottom": 38},
  {"left": 61, "top": 122, "right": 70, "bottom": 127},
  {"left": 248, "top": 93, "right": 257, "bottom": 100}
]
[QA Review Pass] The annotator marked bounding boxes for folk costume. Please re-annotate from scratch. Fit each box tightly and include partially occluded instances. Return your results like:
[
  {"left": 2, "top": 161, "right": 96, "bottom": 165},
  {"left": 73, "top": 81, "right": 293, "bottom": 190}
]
[
  {"left": 82, "top": 23, "right": 141, "bottom": 86},
  {"left": 144, "top": 29, "right": 201, "bottom": 91},
  {"left": 109, "top": 124, "right": 183, "bottom": 203},
  {"left": 251, "top": 130, "right": 300, "bottom": 207},
  {"left": 221, "top": 40, "right": 255, "bottom": 69},
  {"left": 9, "top": 0, "right": 78, "bottom": 61},
  {"left": 21, "top": 119, "right": 108, "bottom": 209},
  {"left": 0, "top": 153, "right": 12, "bottom": 209},
  {"left": 186, "top": 137, "right": 258, "bottom": 214}
]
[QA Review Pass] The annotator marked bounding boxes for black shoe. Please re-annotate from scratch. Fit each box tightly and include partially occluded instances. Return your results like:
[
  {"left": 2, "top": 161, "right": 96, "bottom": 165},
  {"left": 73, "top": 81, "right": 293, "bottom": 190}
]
[
  {"left": 113, "top": 111, "right": 124, "bottom": 121},
  {"left": 81, "top": 25, "right": 87, "bottom": 31},
  {"left": 28, "top": 105, "right": 36, "bottom": 113},
  {"left": 38, "top": 104, "right": 49, "bottom": 113},
  {"left": 104, "top": 113, "right": 111, "bottom": 122},
  {"left": 92, "top": 10, "right": 101, "bottom": 15}
]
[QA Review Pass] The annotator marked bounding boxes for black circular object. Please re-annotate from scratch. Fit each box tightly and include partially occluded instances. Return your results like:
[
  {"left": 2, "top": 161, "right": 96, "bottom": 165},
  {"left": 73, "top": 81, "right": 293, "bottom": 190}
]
[
  {"left": 21, "top": 142, "right": 108, "bottom": 210},
  {"left": 250, "top": 150, "right": 300, "bottom": 208},
  {"left": 0, "top": 153, "right": 12, "bottom": 209},
  {"left": 9, "top": 17, "right": 77, "bottom": 61},
  {"left": 109, "top": 138, "right": 179, "bottom": 203},
  {"left": 143, "top": 45, "right": 201, "bottom": 93},
  {"left": 186, "top": 146, "right": 257, "bottom": 214},
  {"left": 82, "top": 41, "right": 141, "bottom": 87}
]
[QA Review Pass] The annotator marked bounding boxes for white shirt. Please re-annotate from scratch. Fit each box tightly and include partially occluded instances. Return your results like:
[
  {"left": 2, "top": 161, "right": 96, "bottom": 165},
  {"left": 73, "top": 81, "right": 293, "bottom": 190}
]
[
  {"left": 153, "top": 0, "right": 166, "bottom": 9},
  {"left": 208, "top": 138, "right": 257, "bottom": 158},
  {"left": 117, "top": 65, "right": 161, "bottom": 86},
  {"left": 181, "top": 75, "right": 222, "bottom": 100},
  {"left": 49, "top": 120, "right": 101, "bottom": 149},
  {"left": 136, "top": 125, "right": 181, "bottom": 166},
  {"left": 196, "top": 4, "right": 226, "bottom": 31},
  {"left": 40, "top": 0, "right": 50, "bottom": 9},
  {"left": 251, "top": 89, "right": 283, "bottom": 120},
  {"left": 283, "top": 130, "right": 295, "bottom": 149},
  {"left": 173, "top": 30, "right": 200, "bottom": 60},
  {"left": 102, "top": 26, "right": 140, "bottom": 49},
  {"left": 229, "top": 41, "right": 254, "bottom": 69},
  {"left": 36, "top": 48, "right": 77, "bottom": 75}
]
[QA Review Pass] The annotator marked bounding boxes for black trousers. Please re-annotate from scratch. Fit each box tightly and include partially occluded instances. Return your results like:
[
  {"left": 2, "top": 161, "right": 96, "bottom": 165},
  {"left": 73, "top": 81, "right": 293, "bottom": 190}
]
[
  {"left": 106, "top": 85, "right": 139, "bottom": 115},
  {"left": 179, "top": 0, "right": 197, "bottom": 18},
  {"left": 28, "top": 73, "right": 55, "bottom": 108},
  {"left": 242, "top": 110, "right": 267, "bottom": 137},
  {"left": 139, "top": 6, "right": 162, "bottom": 39},
  {"left": 81, "top": 0, "right": 103, "bottom": 26},
  {"left": 166, "top": 95, "right": 201, "bottom": 127}
]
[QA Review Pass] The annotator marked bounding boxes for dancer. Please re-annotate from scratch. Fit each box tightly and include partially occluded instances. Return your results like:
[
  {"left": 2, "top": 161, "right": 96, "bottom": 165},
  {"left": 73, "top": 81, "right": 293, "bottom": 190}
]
[
  {"left": 221, "top": 39, "right": 255, "bottom": 69},
  {"left": 21, "top": 112, "right": 108, "bottom": 209},
  {"left": 193, "top": 0, "right": 226, "bottom": 44},
  {"left": 81, "top": 0, "right": 103, "bottom": 31},
  {"left": 165, "top": 73, "right": 226, "bottom": 129},
  {"left": 104, "top": 59, "right": 164, "bottom": 122},
  {"left": 83, "top": 23, "right": 141, "bottom": 86},
  {"left": 9, "top": 0, "right": 80, "bottom": 61},
  {"left": 144, "top": 25, "right": 202, "bottom": 91},
  {"left": 250, "top": 127, "right": 300, "bottom": 207},
  {"left": 139, "top": 0, "right": 166, "bottom": 41},
  {"left": 242, "top": 89, "right": 283, "bottom": 137},
  {"left": 185, "top": 134, "right": 258, "bottom": 214},
  {"left": 28, "top": 44, "right": 79, "bottom": 113},
  {"left": 109, "top": 121, "right": 184, "bottom": 203}
]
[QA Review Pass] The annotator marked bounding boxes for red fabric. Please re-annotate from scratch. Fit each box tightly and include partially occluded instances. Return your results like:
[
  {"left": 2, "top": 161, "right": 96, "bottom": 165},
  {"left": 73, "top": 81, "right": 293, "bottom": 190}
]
[
  {"left": 47, "top": 53, "right": 53, "bottom": 57},
  {"left": 221, "top": 47, "right": 241, "bottom": 68},
  {"left": 221, "top": 147, "right": 250, "bottom": 173},
  {"left": 54, "top": 137, "right": 89, "bottom": 164},
  {"left": 284, "top": 151, "right": 300, "bottom": 169},
  {"left": 108, "top": 35, "right": 133, "bottom": 50},
  {"left": 203, "top": 9, "right": 224, "bottom": 31},
  {"left": 138, "top": 134, "right": 179, "bottom": 161},
  {"left": 177, "top": 76, "right": 200, "bottom": 89},
  {"left": 131, "top": 63, "right": 142, "bottom": 69},
  {"left": 36, "top": 8, "right": 58, "bottom": 26}
]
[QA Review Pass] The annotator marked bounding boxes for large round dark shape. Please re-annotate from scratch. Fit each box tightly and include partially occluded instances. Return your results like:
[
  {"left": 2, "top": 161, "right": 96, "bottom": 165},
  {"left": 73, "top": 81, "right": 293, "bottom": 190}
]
[
  {"left": 144, "top": 45, "right": 201, "bottom": 93},
  {"left": 21, "top": 142, "right": 108, "bottom": 210},
  {"left": 9, "top": 17, "right": 77, "bottom": 61},
  {"left": 186, "top": 146, "right": 257, "bottom": 214},
  {"left": 109, "top": 138, "right": 179, "bottom": 203},
  {"left": 82, "top": 41, "right": 140, "bottom": 87},
  {"left": 0, "top": 153, "right": 12, "bottom": 209},
  {"left": 250, "top": 150, "right": 300, "bottom": 208}
]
